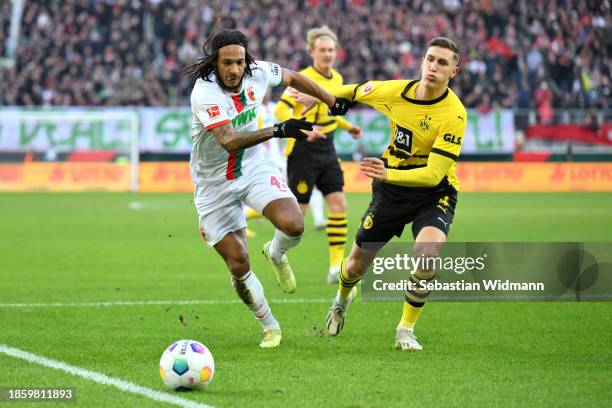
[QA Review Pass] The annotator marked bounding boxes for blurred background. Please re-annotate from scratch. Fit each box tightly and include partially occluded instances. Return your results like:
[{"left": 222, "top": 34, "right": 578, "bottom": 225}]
[{"left": 0, "top": 0, "right": 610, "bottom": 192}]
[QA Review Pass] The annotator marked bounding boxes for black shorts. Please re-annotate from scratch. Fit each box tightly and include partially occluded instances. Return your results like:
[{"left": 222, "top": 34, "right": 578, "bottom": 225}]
[
  {"left": 355, "top": 179, "right": 458, "bottom": 249},
  {"left": 287, "top": 155, "right": 344, "bottom": 203}
]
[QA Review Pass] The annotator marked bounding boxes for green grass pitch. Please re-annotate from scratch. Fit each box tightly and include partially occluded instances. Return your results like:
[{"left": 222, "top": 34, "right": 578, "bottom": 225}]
[{"left": 1, "top": 192, "right": 611, "bottom": 407}]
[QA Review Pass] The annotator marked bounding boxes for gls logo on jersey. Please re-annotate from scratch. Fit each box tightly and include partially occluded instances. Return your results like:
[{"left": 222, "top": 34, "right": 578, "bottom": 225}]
[
  {"left": 393, "top": 124, "right": 413, "bottom": 154},
  {"left": 443, "top": 133, "right": 462, "bottom": 145}
]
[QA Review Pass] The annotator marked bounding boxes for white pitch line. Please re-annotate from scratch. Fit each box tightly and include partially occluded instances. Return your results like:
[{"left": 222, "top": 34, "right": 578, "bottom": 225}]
[
  {"left": 0, "top": 298, "right": 330, "bottom": 309},
  {"left": 0, "top": 344, "right": 213, "bottom": 408}
]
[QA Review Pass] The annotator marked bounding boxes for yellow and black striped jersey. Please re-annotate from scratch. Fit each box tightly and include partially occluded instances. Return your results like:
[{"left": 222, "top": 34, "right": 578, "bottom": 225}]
[
  {"left": 275, "top": 66, "right": 353, "bottom": 156},
  {"left": 334, "top": 79, "right": 467, "bottom": 190}
]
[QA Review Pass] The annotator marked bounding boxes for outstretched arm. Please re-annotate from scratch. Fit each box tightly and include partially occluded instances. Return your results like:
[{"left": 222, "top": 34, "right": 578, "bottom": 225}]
[
  {"left": 280, "top": 68, "right": 336, "bottom": 109},
  {"left": 211, "top": 120, "right": 314, "bottom": 152},
  {"left": 211, "top": 123, "right": 274, "bottom": 152}
]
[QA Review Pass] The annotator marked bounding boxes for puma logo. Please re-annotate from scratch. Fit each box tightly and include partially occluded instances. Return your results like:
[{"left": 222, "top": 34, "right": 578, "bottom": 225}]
[{"left": 437, "top": 217, "right": 448, "bottom": 227}]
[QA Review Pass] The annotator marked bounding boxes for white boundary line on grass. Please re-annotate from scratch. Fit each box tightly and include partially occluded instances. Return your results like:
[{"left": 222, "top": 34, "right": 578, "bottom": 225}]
[
  {"left": 0, "top": 344, "right": 213, "bottom": 408},
  {"left": 0, "top": 298, "right": 330, "bottom": 309}
]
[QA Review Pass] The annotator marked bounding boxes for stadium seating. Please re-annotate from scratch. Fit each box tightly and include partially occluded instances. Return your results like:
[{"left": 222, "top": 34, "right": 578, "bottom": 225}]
[{"left": 1, "top": 0, "right": 609, "bottom": 110}]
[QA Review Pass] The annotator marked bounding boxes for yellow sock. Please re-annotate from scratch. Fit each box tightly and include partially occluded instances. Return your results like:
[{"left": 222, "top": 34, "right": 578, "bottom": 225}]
[
  {"left": 399, "top": 302, "right": 424, "bottom": 329},
  {"left": 338, "top": 258, "right": 360, "bottom": 300},
  {"left": 245, "top": 207, "right": 262, "bottom": 220},
  {"left": 326, "top": 212, "right": 347, "bottom": 270},
  {"left": 399, "top": 269, "right": 436, "bottom": 329}
]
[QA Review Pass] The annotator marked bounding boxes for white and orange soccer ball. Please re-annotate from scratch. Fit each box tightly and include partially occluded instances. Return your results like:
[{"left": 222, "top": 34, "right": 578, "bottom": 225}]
[{"left": 159, "top": 339, "right": 215, "bottom": 390}]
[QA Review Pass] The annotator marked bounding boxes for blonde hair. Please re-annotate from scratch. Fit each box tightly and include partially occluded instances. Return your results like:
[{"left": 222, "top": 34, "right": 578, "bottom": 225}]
[{"left": 306, "top": 25, "right": 338, "bottom": 51}]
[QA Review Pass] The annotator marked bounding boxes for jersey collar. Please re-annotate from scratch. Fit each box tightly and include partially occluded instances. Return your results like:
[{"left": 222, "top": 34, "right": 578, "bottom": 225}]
[
  {"left": 401, "top": 80, "right": 449, "bottom": 105},
  {"left": 311, "top": 65, "right": 333, "bottom": 80}
]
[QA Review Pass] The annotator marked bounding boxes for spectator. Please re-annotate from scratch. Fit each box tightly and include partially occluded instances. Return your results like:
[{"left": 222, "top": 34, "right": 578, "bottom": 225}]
[
  {"left": 535, "top": 81, "right": 554, "bottom": 125},
  {"left": 0, "top": 0, "right": 609, "bottom": 111}
]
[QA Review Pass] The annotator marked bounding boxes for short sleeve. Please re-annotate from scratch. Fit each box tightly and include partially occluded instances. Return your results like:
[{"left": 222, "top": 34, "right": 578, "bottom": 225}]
[
  {"left": 194, "top": 93, "right": 231, "bottom": 131},
  {"left": 256, "top": 60, "right": 283, "bottom": 87}
]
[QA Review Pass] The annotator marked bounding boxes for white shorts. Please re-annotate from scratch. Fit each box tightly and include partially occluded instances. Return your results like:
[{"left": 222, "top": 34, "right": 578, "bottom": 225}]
[{"left": 194, "top": 161, "right": 295, "bottom": 247}]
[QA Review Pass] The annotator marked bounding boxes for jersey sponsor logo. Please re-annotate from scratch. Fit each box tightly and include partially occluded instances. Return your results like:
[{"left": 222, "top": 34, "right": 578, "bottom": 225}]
[
  {"left": 443, "top": 133, "right": 462, "bottom": 145},
  {"left": 206, "top": 105, "right": 221, "bottom": 119},
  {"left": 231, "top": 107, "right": 258, "bottom": 128},
  {"left": 393, "top": 124, "right": 413, "bottom": 155},
  {"left": 269, "top": 63, "right": 280, "bottom": 78}
]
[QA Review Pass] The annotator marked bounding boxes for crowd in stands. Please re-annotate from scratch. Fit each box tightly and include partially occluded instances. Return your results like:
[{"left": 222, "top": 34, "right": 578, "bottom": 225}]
[{"left": 0, "top": 0, "right": 609, "bottom": 111}]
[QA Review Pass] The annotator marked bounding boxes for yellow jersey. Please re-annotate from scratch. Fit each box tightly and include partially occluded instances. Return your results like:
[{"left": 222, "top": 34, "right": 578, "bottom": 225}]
[
  {"left": 275, "top": 66, "right": 353, "bottom": 156},
  {"left": 334, "top": 79, "right": 467, "bottom": 191}
]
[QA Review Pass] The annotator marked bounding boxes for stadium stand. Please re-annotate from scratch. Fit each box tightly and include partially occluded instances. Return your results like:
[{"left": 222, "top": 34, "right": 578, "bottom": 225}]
[{"left": 1, "top": 0, "right": 609, "bottom": 111}]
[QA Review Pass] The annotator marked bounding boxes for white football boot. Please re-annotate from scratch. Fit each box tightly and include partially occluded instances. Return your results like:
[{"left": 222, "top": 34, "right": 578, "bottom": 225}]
[
  {"left": 326, "top": 287, "right": 357, "bottom": 336},
  {"left": 262, "top": 241, "right": 296, "bottom": 294},
  {"left": 395, "top": 327, "right": 423, "bottom": 351}
]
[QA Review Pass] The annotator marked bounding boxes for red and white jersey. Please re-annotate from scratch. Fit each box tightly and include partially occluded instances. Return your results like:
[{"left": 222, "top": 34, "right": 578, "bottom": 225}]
[{"left": 189, "top": 60, "right": 283, "bottom": 184}]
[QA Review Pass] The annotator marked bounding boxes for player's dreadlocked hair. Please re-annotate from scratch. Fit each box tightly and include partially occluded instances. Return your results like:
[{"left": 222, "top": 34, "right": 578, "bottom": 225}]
[{"left": 183, "top": 21, "right": 256, "bottom": 82}]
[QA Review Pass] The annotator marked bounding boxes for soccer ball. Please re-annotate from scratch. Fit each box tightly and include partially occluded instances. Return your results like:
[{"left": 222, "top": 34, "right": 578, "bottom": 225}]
[{"left": 159, "top": 339, "right": 215, "bottom": 390}]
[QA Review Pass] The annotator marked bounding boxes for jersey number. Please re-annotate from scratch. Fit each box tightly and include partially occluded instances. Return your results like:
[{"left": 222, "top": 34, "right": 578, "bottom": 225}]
[
  {"left": 393, "top": 125, "right": 413, "bottom": 155},
  {"left": 270, "top": 176, "right": 288, "bottom": 192}
]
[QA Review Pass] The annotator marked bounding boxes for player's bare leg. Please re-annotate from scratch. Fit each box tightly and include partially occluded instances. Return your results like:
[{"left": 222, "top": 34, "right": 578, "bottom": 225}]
[
  {"left": 325, "top": 191, "right": 348, "bottom": 283},
  {"left": 326, "top": 243, "right": 377, "bottom": 336},
  {"left": 396, "top": 226, "right": 446, "bottom": 351},
  {"left": 261, "top": 197, "right": 304, "bottom": 294},
  {"left": 298, "top": 202, "right": 310, "bottom": 215},
  {"left": 214, "top": 230, "right": 281, "bottom": 348}
]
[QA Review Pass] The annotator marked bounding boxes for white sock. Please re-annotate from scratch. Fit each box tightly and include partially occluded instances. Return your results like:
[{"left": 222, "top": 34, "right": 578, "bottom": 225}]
[
  {"left": 310, "top": 188, "right": 325, "bottom": 226},
  {"left": 397, "top": 325, "right": 414, "bottom": 333},
  {"left": 231, "top": 271, "right": 279, "bottom": 330},
  {"left": 268, "top": 229, "right": 302, "bottom": 263},
  {"left": 335, "top": 291, "right": 349, "bottom": 306}
]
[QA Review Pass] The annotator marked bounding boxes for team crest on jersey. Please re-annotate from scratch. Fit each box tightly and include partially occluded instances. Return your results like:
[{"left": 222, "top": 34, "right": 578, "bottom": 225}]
[
  {"left": 206, "top": 105, "right": 221, "bottom": 119},
  {"left": 247, "top": 86, "right": 256, "bottom": 102},
  {"left": 297, "top": 180, "right": 309, "bottom": 194},
  {"left": 362, "top": 213, "right": 374, "bottom": 230},
  {"left": 419, "top": 115, "right": 432, "bottom": 132}
]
